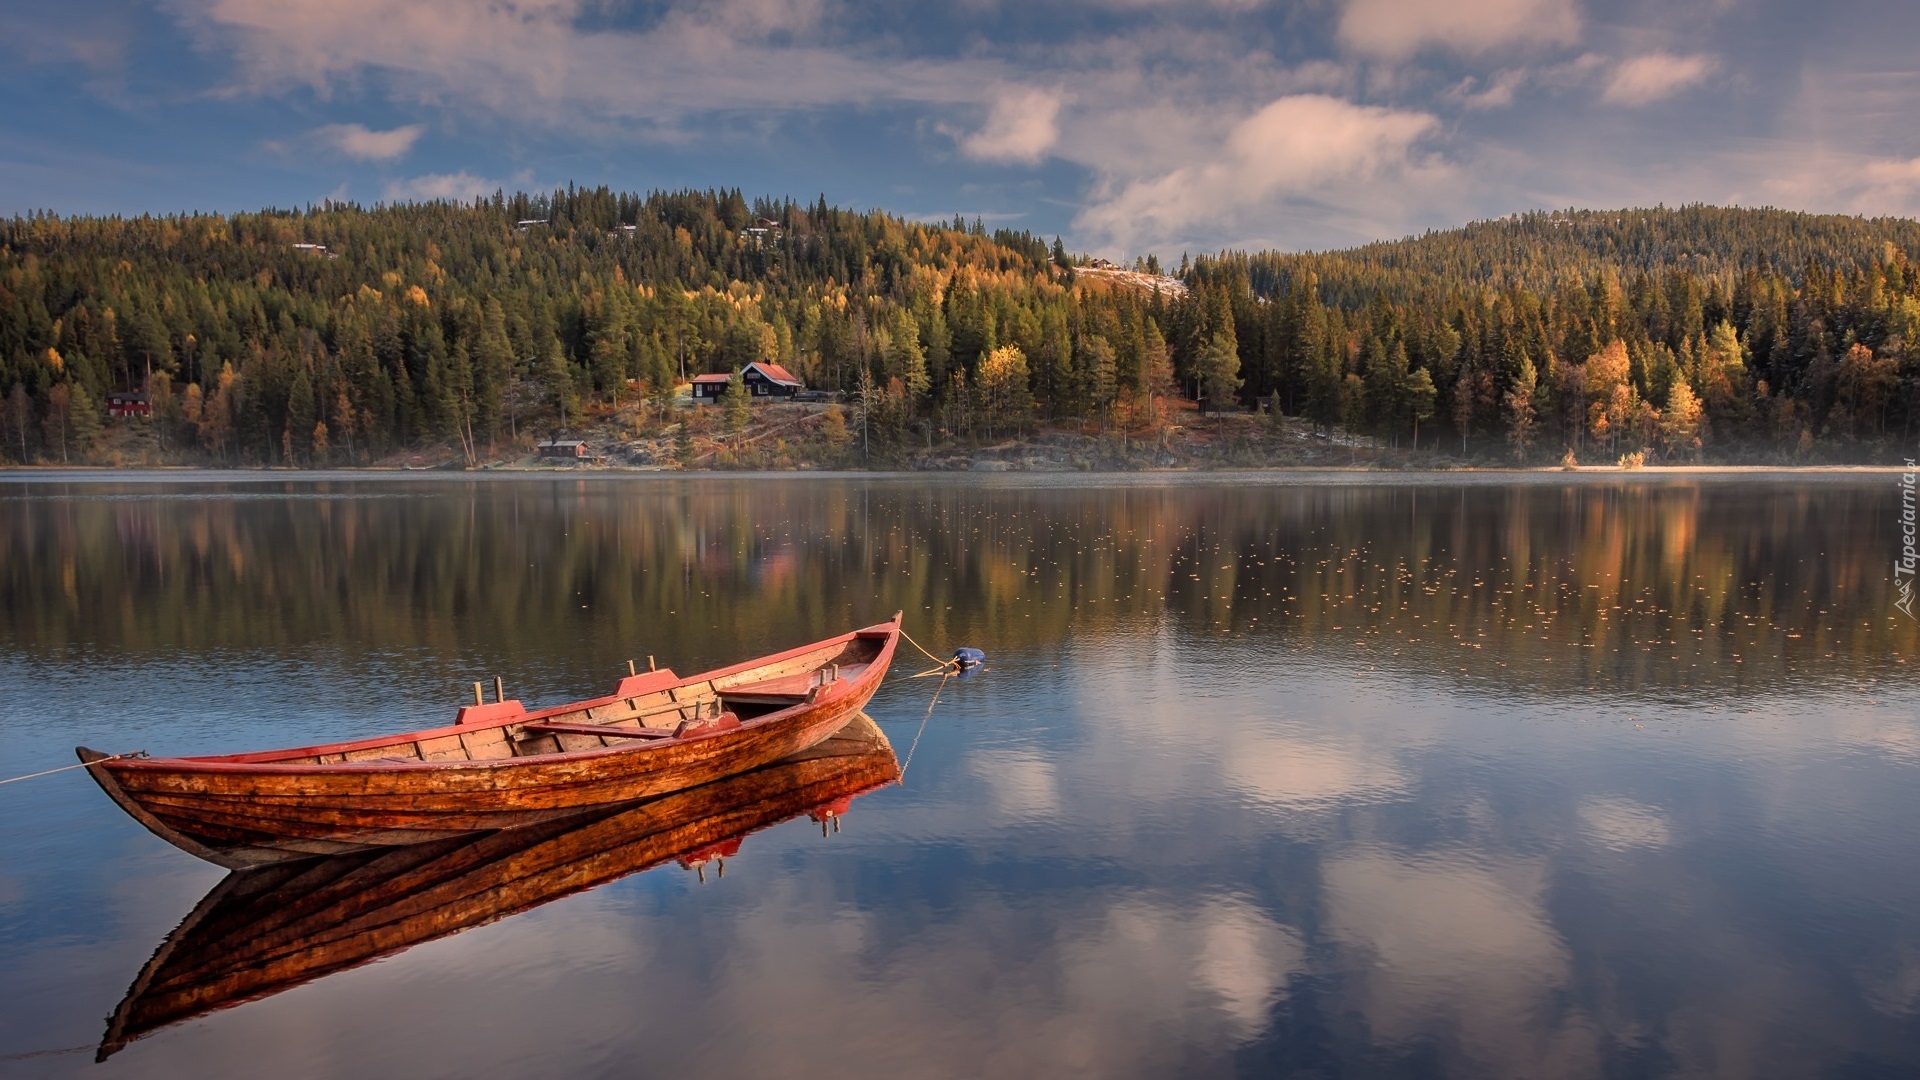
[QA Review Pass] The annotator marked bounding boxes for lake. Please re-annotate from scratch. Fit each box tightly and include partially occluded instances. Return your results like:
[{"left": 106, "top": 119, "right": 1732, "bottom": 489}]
[{"left": 2, "top": 472, "right": 1917, "bottom": 1078}]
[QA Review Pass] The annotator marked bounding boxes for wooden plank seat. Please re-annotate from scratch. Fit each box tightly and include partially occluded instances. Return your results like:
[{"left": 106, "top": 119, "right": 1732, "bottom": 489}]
[
  {"left": 519, "top": 721, "right": 677, "bottom": 740},
  {"left": 720, "top": 672, "right": 823, "bottom": 707}
]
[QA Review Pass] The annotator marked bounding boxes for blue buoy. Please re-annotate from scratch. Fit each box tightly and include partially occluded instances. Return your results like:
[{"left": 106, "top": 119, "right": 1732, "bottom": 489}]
[{"left": 952, "top": 647, "right": 986, "bottom": 671}]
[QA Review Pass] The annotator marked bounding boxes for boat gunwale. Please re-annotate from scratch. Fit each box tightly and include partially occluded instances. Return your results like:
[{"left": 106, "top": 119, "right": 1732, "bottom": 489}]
[{"left": 99, "top": 617, "right": 901, "bottom": 775}]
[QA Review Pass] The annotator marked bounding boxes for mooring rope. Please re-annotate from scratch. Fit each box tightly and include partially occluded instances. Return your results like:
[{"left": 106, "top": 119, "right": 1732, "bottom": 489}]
[
  {"left": 0, "top": 1044, "right": 93, "bottom": 1062},
  {"left": 898, "top": 671, "right": 949, "bottom": 784},
  {"left": 896, "top": 625, "right": 953, "bottom": 669},
  {"left": 0, "top": 752, "right": 142, "bottom": 787}
]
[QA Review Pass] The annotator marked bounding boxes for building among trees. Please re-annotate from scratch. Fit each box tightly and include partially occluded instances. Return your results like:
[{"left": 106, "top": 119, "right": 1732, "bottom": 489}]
[{"left": 692, "top": 362, "right": 804, "bottom": 401}]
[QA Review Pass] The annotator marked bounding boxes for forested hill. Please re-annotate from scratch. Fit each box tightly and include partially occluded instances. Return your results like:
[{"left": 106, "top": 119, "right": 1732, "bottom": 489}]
[
  {"left": 1195, "top": 205, "right": 1920, "bottom": 304},
  {"left": 2, "top": 192, "right": 1917, "bottom": 468}
]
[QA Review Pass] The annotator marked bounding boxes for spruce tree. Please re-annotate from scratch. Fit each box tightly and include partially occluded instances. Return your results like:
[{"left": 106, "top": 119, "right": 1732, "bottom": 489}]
[
  {"left": 725, "top": 370, "right": 750, "bottom": 433},
  {"left": 67, "top": 382, "right": 103, "bottom": 460},
  {"left": 1199, "top": 332, "right": 1241, "bottom": 413}
]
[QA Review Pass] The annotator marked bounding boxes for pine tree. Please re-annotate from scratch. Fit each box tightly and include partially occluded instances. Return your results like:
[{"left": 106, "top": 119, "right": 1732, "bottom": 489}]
[
  {"left": 1136, "top": 319, "right": 1173, "bottom": 424},
  {"left": 885, "top": 308, "right": 930, "bottom": 405},
  {"left": 674, "top": 420, "right": 696, "bottom": 467},
  {"left": 67, "top": 382, "right": 103, "bottom": 460},
  {"left": 542, "top": 339, "right": 576, "bottom": 430},
  {"left": 725, "top": 370, "right": 750, "bottom": 433},
  {"left": 1083, "top": 335, "right": 1118, "bottom": 430},
  {"left": 1451, "top": 367, "right": 1477, "bottom": 453},
  {"left": 1199, "top": 332, "right": 1241, "bottom": 413},
  {"left": 288, "top": 367, "right": 316, "bottom": 462},
  {"left": 4, "top": 383, "right": 30, "bottom": 461},
  {"left": 1408, "top": 366, "right": 1437, "bottom": 450},
  {"left": 42, "top": 383, "right": 70, "bottom": 462},
  {"left": 1340, "top": 373, "right": 1367, "bottom": 457},
  {"left": 1505, "top": 355, "right": 1539, "bottom": 462}
]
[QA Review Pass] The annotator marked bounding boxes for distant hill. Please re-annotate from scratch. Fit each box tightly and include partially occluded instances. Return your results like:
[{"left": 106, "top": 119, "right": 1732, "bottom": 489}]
[{"left": 1197, "top": 205, "right": 1920, "bottom": 306}]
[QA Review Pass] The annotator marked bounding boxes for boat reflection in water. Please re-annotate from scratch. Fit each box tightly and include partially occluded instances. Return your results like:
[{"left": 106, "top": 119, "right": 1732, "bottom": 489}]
[{"left": 98, "top": 714, "right": 901, "bottom": 1061}]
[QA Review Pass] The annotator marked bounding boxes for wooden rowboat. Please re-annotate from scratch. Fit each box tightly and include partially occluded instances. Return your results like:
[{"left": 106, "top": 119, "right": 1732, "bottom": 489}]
[
  {"left": 78, "top": 614, "right": 901, "bottom": 868},
  {"left": 98, "top": 714, "right": 900, "bottom": 1061}
]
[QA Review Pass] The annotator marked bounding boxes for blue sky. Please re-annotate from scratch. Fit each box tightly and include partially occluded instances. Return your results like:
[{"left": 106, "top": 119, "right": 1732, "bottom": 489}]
[{"left": 4, "top": 0, "right": 1919, "bottom": 257}]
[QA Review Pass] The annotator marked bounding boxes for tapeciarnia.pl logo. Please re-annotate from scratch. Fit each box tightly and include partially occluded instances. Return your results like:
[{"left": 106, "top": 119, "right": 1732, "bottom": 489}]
[{"left": 1899, "top": 459, "right": 1918, "bottom": 621}]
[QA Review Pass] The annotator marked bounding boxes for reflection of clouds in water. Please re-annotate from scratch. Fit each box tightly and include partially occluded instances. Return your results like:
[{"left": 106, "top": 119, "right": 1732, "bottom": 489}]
[
  {"left": 1863, "top": 945, "right": 1920, "bottom": 1018},
  {"left": 688, "top": 885, "right": 1305, "bottom": 1078},
  {"left": 1192, "top": 899, "right": 1306, "bottom": 1031},
  {"left": 968, "top": 749, "right": 1063, "bottom": 820},
  {"left": 1216, "top": 736, "right": 1405, "bottom": 809},
  {"left": 1578, "top": 796, "right": 1673, "bottom": 850},
  {"left": 1694, "top": 703, "right": 1920, "bottom": 766},
  {"left": 1323, "top": 852, "right": 1601, "bottom": 1079},
  {"left": 1859, "top": 720, "right": 1920, "bottom": 763},
  {"left": 1062, "top": 642, "right": 1409, "bottom": 814},
  {"left": 1061, "top": 897, "right": 1303, "bottom": 1039}
]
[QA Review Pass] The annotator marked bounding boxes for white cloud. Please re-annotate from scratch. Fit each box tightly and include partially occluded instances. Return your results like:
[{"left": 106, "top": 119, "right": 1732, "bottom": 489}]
[
  {"left": 1862, "top": 156, "right": 1920, "bottom": 194},
  {"left": 1444, "top": 69, "right": 1529, "bottom": 110},
  {"left": 961, "top": 87, "right": 1063, "bottom": 165},
  {"left": 1601, "top": 52, "right": 1718, "bottom": 105},
  {"left": 1337, "top": 0, "right": 1580, "bottom": 60},
  {"left": 1577, "top": 796, "right": 1673, "bottom": 850},
  {"left": 1080, "top": 0, "right": 1269, "bottom": 8},
  {"left": 1760, "top": 151, "right": 1920, "bottom": 220},
  {"left": 1734, "top": 70, "right": 1920, "bottom": 217},
  {"left": 1075, "top": 94, "right": 1442, "bottom": 252},
  {"left": 175, "top": 0, "right": 990, "bottom": 125},
  {"left": 382, "top": 170, "right": 501, "bottom": 203},
  {"left": 311, "top": 122, "right": 425, "bottom": 161}
]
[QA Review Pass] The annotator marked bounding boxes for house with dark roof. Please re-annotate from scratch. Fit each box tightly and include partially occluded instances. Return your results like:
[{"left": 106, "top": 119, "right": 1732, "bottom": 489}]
[
  {"left": 690, "top": 362, "right": 806, "bottom": 402},
  {"left": 535, "top": 439, "right": 589, "bottom": 459},
  {"left": 107, "top": 391, "right": 150, "bottom": 419}
]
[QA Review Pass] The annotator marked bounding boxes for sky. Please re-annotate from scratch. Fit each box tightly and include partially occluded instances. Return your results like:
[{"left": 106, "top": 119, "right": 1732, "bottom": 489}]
[{"left": 4, "top": 0, "right": 1920, "bottom": 257}]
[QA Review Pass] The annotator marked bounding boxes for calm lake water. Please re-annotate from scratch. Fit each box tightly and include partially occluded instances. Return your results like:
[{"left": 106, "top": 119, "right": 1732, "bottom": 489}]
[{"left": 2, "top": 472, "right": 1918, "bottom": 1078}]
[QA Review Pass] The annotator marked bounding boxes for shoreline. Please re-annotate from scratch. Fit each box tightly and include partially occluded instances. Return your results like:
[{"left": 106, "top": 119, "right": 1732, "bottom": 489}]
[{"left": 0, "top": 464, "right": 1909, "bottom": 486}]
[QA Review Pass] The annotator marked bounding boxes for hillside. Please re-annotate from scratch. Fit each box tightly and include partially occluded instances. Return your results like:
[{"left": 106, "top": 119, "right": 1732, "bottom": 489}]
[
  {"left": 1, "top": 195, "right": 1917, "bottom": 469},
  {"left": 1202, "top": 205, "right": 1920, "bottom": 305}
]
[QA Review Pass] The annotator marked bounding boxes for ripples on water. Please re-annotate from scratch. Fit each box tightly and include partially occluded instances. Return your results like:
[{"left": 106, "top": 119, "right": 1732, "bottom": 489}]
[{"left": 0, "top": 475, "right": 1916, "bottom": 1078}]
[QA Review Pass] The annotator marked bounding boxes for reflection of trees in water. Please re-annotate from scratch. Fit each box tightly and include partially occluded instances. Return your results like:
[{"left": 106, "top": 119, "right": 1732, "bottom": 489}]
[{"left": 0, "top": 481, "right": 1906, "bottom": 693}]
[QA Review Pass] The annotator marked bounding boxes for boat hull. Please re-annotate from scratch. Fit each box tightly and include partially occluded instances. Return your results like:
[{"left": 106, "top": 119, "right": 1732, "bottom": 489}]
[
  {"left": 98, "top": 714, "right": 900, "bottom": 1060},
  {"left": 80, "top": 617, "right": 899, "bottom": 867}
]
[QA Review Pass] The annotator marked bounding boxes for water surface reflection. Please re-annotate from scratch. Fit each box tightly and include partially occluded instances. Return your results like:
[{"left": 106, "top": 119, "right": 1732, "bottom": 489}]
[{"left": 0, "top": 475, "right": 1915, "bottom": 1078}]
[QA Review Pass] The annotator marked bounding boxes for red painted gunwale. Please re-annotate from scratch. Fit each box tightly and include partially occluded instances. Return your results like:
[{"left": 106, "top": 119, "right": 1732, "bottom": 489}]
[{"left": 113, "top": 615, "right": 898, "bottom": 773}]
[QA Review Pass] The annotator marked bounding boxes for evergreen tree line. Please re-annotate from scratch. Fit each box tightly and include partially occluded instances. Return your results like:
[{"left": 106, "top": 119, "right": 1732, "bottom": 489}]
[
  {"left": 1182, "top": 225, "right": 1920, "bottom": 458},
  {"left": 2, "top": 191, "right": 1916, "bottom": 465}
]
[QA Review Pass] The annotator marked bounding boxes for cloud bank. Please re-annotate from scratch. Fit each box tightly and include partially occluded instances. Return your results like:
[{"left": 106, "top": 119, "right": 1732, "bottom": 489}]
[
  {"left": 1076, "top": 95, "right": 1444, "bottom": 252},
  {"left": 312, "top": 122, "right": 425, "bottom": 161},
  {"left": 5, "top": 0, "right": 1915, "bottom": 254},
  {"left": 1601, "top": 52, "right": 1718, "bottom": 105},
  {"left": 1337, "top": 0, "right": 1581, "bottom": 59},
  {"left": 962, "top": 88, "right": 1064, "bottom": 165}
]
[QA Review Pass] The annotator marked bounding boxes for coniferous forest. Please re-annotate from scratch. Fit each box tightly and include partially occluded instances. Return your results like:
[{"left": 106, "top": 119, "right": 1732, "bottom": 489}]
[{"left": 3, "top": 189, "right": 1919, "bottom": 467}]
